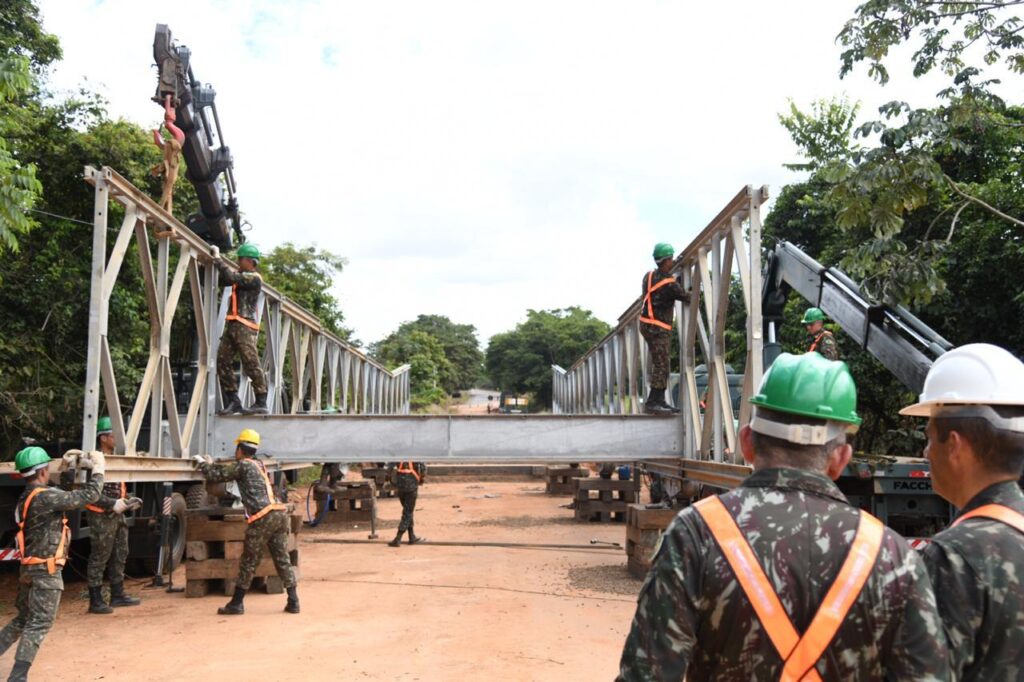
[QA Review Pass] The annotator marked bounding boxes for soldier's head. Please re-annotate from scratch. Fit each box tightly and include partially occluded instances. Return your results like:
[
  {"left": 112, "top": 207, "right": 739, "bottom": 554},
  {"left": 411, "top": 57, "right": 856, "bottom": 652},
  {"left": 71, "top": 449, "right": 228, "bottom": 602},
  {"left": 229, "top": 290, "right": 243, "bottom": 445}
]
[
  {"left": 15, "top": 446, "right": 52, "bottom": 485},
  {"left": 652, "top": 242, "right": 674, "bottom": 273},
  {"left": 236, "top": 243, "right": 260, "bottom": 272},
  {"left": 741, "top": 353, "right": 860, "bottom": 479},
  {"left": 234, "top": 428, "right": 261, "bottom": 461},
  {"left": 901, "top": 344, "right": 1024, "bottom": 507},
  {"left": 801, "top": 307, "right": 825, "bottom": 335},
  {"left": 97, "top": 416, "right": 114, "bottom": 454}
]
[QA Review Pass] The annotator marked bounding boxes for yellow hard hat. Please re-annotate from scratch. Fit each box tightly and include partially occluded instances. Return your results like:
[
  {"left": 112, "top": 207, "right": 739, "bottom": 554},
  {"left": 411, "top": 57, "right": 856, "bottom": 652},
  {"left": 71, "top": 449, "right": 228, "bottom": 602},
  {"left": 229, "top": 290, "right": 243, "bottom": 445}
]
[{"left": 234, "top": 428, "right": 261, "bottom": 447}]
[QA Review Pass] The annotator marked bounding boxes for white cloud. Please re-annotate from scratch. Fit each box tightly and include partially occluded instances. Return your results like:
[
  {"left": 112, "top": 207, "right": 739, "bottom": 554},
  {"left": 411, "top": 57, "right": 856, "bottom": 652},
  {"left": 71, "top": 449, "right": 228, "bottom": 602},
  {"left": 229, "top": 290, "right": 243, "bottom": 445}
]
[{"left": 37, "top": 0, "right": 967, "bottom": 348}]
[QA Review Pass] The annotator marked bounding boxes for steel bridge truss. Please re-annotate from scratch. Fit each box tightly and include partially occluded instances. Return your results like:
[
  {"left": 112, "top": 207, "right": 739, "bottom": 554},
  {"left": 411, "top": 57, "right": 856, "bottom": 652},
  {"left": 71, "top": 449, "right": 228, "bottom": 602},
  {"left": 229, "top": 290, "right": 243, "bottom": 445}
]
[
  {"left": 552, "top": 185, "right": 768, "bottom": 469},
  {"left": 82, "top": 166, "right": 409, "bottom": 458}
]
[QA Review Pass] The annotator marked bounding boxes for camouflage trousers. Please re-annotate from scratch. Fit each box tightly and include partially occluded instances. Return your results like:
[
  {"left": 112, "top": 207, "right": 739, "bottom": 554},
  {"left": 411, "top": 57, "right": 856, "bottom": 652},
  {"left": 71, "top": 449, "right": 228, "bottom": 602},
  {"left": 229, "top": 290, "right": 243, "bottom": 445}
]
[
  {"left": 641, "top": 324, "right": 671, "bottom": 390},
  {"left": 87, "top": 511, "right": 128, "bottom": 588},
  {"left": 217, "top": 320, "right": 267, "bottom": 394},
  {"left": 0, "top": 568, "right": 62, "bottom": 664},
  {"left": 397, "top": 488, "right": 417, "bottom": 533},
  {"left": 237, "top": 510, "right": 296, "bottom": 591}
]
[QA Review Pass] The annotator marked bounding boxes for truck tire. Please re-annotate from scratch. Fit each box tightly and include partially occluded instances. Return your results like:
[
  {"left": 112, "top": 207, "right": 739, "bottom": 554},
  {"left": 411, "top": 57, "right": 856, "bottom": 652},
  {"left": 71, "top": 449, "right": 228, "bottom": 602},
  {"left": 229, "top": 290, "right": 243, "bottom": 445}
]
[
  {"left": 166, "top": 492, "right": 187, "bottom": 571},
  {"left": 185, "top": 483, "right": 209, "bottom": 510}
]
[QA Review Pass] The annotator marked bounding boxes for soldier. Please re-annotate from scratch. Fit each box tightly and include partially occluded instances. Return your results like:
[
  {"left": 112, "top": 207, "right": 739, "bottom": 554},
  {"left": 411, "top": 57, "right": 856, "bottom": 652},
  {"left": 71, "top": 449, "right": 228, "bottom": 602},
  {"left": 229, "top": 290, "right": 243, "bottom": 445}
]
[
  {"left": 617, "top": 353, "right": 949, "bottom": 681},
  {"left": 388, "top": 461, "right": 426, "bottom": 547},
  {"left": 640, "top": 242, "right": 690, "bottom": 415},
  {"left": 900, "top": 343, "right": 1024, "bottom": 680},
  {"left": 0, "top": 447, "right": 105, "bottom": 682},
  {"left": 85, "top": 416, "right": 143, "bottom": 615},
  {"left": 213, "top": 243, "right": 269, "bottom": 416},
  {"left": 801, "top": 307, "right": 839, "bottom": 360},
  {"left": 193, "top": 428, "right": 299, "bottom": 615}
]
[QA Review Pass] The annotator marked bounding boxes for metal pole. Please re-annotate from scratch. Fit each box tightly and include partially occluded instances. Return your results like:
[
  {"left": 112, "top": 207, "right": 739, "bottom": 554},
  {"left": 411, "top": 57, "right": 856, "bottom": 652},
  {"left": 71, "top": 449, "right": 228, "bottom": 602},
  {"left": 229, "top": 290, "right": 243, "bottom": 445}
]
[{"left": 82, "top": 170, "right": 109, "bottom": 450}]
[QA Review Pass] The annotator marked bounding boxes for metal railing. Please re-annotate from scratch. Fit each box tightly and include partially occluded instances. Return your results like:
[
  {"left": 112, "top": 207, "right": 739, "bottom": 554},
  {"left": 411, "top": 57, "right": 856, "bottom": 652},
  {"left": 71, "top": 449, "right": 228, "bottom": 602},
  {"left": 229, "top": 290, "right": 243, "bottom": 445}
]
[
  {"left": 553, "top": 185, "right": 768, "bottom": 467},
  {"left": 82, "top": 166, "right": 409, "bottom": 458}
]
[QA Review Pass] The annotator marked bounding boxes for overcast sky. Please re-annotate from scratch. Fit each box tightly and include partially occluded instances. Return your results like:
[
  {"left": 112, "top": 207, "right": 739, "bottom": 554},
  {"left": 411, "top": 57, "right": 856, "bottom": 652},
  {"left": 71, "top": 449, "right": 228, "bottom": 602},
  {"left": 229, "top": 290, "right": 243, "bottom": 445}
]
[{"left": 38, "top": 0, "right": 954, "bottom": 348}]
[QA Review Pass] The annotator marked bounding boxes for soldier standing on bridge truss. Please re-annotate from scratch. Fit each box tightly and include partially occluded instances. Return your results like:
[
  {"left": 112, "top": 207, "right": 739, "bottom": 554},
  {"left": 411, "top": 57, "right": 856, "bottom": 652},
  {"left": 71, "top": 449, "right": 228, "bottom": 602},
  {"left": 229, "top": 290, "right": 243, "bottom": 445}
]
[
  {"left": 617, "top": 353, "right": 949, "bottom": 681},
  {"left": 388, "top": 461, "right": 427, "bottom": 547},
  {"left": 85, "top": 416, "right": 143, "bottom": 615},
  {"left": 193, "top": 428, "right": 299, "bottom": 615},
  {"left": 0, "top": 448, "right": 105, "bottom": 682},
  {"left": 801, "top": 307, "right": 839, "bottom": 361},
  {"left": 639, "top": 243, "right": 690, "bottom": 415},
  {"left": 900, "top": 344, "right": 1024, "bottom": 680},
  {"left": 213, "top": 243, "right": 269, "bottom": 415}
]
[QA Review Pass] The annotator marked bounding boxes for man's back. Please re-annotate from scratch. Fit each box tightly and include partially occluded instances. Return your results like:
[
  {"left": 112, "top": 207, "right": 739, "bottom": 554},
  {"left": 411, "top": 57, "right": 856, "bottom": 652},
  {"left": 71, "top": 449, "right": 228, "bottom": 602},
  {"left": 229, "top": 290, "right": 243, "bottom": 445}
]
[{"left": 618, "top": 467, "right": 948, "bottom": 681}]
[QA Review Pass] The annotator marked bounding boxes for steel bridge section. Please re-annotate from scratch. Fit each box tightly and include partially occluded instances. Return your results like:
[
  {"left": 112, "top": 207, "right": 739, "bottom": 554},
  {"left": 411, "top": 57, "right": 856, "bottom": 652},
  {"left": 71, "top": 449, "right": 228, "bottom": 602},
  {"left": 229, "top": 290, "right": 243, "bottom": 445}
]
[{"left": 211, "top": 415, "right": 681, "bottom": 462}]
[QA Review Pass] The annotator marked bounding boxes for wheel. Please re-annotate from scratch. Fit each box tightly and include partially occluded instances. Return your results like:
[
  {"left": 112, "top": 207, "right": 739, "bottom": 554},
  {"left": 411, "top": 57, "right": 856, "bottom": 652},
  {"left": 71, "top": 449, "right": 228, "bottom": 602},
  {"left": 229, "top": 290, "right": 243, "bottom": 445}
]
[
  {"left": 185, "top": 483, "right": 209, "bottom": 509},
  {"left": 165, "top": 492, "right": 187, "bottom": 571}
]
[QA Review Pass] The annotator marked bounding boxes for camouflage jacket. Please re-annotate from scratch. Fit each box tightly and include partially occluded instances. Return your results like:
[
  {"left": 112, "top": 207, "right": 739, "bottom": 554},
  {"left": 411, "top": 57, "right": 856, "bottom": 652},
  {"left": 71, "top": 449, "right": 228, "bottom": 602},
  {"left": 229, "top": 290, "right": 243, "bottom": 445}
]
[
  {"left": 809, "top": 329, "right": 839, "bottom": 361},
  {"left": 218, "top": 263, "right": 262, "bottom": 323},
  {"left": 617, "top": 467, "right": 949, "bottom": 682},
  {"left": 394, "top": 462, "right": 426, "bottom": 493},
  {"left": 16, "top": 475, "right": 103, "bottom": 567},
  {"left": 641, "top": 270, "right": 689, "bottom": 328},
  {"left": 199, "top": 458, "right": 279, "bottom": 517},
  {"left": 921, "top": 480, "right": 1024, "bottom": 681}
]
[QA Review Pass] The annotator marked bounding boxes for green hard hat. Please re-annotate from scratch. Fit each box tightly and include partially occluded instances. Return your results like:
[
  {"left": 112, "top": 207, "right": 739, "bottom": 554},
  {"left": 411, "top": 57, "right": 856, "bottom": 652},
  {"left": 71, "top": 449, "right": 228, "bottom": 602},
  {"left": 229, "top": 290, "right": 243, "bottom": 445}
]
[
  {"left": 801, "top": 307, "right": 825, "bottom": 324},
  {"left": 97, "top": 416, "right": 112, "bottom": 435},
  {"left": 750, "top": 352, "right": 861, "bottom": 426},
  {"left": 236, "top": 243, "right": 261, "bottom": 261},
  {"left": 652, "top": 242, "right": 675, "bottom": 261},
  {"left": 14, "top": 446, "right": 51, "bottom": 475}
]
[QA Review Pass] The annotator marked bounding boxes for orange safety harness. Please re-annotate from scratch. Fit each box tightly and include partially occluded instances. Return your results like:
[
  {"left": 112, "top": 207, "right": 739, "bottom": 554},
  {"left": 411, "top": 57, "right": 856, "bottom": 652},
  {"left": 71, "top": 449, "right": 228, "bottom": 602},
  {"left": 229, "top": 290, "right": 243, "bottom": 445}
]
[
  {"left": 85, "top": 482, "right": 126, "bottom": 514},
  {"left": 951, "top": 504, "right": 1024, "bottom": 533},
  {"left": 396, "top": 461, "right": 421, "bottom": 482},
  {"left": 16, "top": 487, "right": 69, "bottom": 574},
  {"left": 244, "top": 459, "right": 286, "bottom": 524},
  {"left": 639, "top": 271, "right": 675, "bottom": 331},
  {"left": 225, "top": 282, "right": 260, "bottom": 331},
  {"left": 694, "top": 496, "right": 884, "bottom": 682},
  {"left": 808, "top": 331, "right": 830, "bottom": 354}
]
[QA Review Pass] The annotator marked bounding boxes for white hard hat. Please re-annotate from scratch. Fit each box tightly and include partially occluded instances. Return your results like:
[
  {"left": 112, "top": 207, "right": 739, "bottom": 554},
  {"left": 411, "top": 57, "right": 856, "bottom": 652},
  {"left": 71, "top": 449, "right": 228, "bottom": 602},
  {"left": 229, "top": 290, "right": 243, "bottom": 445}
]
[{"left": 901, "top": 343, "right": 1024, "bottom": 417}]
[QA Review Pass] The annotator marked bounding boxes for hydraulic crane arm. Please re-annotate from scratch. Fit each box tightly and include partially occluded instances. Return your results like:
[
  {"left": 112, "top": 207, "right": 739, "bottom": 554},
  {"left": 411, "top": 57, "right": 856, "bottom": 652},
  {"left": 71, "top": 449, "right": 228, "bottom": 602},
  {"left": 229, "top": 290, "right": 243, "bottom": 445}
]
[
  {"left": 762, "top": 241, "right": 952, "bottom": 394},
  {"left": 153, "top": 24, "right": 241, "bottom": 249}
]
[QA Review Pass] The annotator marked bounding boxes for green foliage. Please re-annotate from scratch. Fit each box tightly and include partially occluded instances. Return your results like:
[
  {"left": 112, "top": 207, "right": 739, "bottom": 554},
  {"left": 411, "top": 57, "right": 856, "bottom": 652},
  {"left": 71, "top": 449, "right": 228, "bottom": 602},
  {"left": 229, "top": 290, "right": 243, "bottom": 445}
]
[
  {"left": 0, "top": 54, "right": 41, "bottom": 252},
  {"left": 371, "top": 314, "right": 482, "bottom": 393},
  {"left": 373, "top": 329, "right": 453, "bottom": 409},
  {"left": 260, "top": 243, "right": 353, "bottom": 340},
  {"left": 779, "top": 97, "right": 860, "bottom": 172},
  {"left": 0, "top": 0, "right": 61, "bottom": 72},
  {"left": 485, "top": 307, "right": 611, "bottom": 408}
]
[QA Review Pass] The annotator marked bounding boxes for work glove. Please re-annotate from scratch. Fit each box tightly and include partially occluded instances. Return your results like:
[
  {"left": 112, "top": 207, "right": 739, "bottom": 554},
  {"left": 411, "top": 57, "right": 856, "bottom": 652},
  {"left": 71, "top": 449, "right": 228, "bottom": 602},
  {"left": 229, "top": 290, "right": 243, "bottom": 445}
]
[
  {"left": 192, "top": 454, "right": 213, "bottom": 468},
  {"left": 113, "top": 498, "right": 131, "bottom": 514},
  {"left": 59, "top": 450, "right": 82, "bottom": 472},
  {"left": 125, "top": 496, "right": 143, "bottom": 511},
  {"left": 81, "top": 451, "right": 106, "bottom": 476},
  {"left": 209, "top": 245, "right": 220, "bottom": 262}
]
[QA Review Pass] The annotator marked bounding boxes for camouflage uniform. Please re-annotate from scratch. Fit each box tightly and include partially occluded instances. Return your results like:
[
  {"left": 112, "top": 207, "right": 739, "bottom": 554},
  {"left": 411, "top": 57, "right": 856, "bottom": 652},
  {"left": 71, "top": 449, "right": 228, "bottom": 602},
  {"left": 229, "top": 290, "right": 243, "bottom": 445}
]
[
  {"left": 921, "top": 480, "right": 1024, "bottom": 681},
  {"left": 809, "top": 329, "right": 839, "bottom": 361},
  {"left": 0, "top": 475, "right": 102, "bottom": 665},
  {"left": 216, "top": 263, "right": 267, "bottom": 394},
  {"left": 395, "top": 463, "right": 426, "bottom": 534},
  {"left": 639, "top": 270, "right": 688, "bottom": 390},
  {"left": 199, "top": 458, "right": 295, "bottom": 590},
  {"left": 86, "top": 482, "right": 129, "bottom": 588},
  {"left": 617, "top": 468, "right": 949, "bottom": 681}
]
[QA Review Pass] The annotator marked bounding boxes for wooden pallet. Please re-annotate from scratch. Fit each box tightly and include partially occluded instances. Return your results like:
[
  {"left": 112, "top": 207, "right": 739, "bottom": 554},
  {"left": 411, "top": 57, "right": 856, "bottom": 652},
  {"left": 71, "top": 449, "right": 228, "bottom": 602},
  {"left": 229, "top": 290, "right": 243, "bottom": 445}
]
[
  {"left": 314, "top": 480, "right": 377, "bottom": 523},
  {"left": 185, "top": 505, "right": 301, "bottom": 597},
  {"left": 573, "top": 478, "right": 637, "bottom": 522},
  {"left": 545, "top": 465, "right": 589, "bottom": 495},
  {"left": 625, "top": 504, "right": 678, "bottom": 579},
  {"left": 360, "top": 467, "right": 396, "bottom": 497}
]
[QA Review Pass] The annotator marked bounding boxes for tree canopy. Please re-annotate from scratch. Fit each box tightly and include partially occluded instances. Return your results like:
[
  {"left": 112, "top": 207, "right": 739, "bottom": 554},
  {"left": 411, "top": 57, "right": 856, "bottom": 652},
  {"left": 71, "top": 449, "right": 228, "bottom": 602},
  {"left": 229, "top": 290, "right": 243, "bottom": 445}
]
[{"left": 260, "top": 242, "right": 354, "bottom": 341}]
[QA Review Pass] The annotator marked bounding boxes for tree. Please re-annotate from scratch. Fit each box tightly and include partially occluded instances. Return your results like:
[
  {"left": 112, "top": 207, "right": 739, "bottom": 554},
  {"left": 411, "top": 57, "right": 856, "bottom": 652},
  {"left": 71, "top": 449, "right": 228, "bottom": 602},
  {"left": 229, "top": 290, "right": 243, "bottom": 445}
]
[
  {"left": 370, "top": 314, "right": 482, "bottom": 392},
  {"left": 260, "top": 242, "right": 354, "bottom": 341},
  {"left": 0, "top": 54, "right": 41, "bottom": 252},
  {"left": 485, "top": 307, "right": 611, "bottom": 408},
  {"left": 371, "top": 328, "right": 453, "bottom": 409}
]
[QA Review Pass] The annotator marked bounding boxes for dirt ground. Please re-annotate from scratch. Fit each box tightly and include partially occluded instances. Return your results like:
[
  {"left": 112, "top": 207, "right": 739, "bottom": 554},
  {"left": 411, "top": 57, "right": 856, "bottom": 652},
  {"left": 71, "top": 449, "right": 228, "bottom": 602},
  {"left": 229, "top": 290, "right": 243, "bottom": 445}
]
[{"left": 0, "top": 478, "right": 645, "bottom": 681}]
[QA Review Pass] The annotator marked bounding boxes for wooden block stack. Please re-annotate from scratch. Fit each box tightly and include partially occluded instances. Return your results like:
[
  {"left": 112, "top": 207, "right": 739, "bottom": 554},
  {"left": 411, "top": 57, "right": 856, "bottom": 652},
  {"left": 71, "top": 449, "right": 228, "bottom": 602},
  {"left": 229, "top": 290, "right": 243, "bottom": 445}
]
[
  {"left": 625, "top": 504, "right": 678, "bottom": 579},
  {"left": 573, "top": 478, "right": 637, "bottom": 522},
  {"left": 315, "top": 480, "right": 377, "bottom": 523},
  {"left": 185, "top": 505, "right": 302, "bottom": 598},
  {"left": 360, "top": 468, "right": 395, "bottom": 497},
  {"left": 545, "top": 465, "right": 589, "bottom": 495}
]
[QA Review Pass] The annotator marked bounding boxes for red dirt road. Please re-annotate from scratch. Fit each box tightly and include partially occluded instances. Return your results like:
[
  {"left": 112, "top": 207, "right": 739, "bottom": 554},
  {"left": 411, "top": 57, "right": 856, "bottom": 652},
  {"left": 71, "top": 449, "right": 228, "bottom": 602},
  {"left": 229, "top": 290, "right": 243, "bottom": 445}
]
[{"left": 0, "top": 479, "right": 645, "bottom": 681}]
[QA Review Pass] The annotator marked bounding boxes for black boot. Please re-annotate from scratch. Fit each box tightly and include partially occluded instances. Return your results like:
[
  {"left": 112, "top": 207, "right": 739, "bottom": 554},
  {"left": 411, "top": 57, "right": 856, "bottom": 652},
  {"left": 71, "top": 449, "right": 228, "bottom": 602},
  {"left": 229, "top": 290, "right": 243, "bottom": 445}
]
[
  {"left": 217, "top": 392, "right": 243, "bottom": 416},
  {"left": 109, "top": 582, "right": 140, "bottom": 607},
  {"left": 8, "top": 660, "right": 30, "bottom": 682},
  {"left": 644, "top": 389, "right": 673, "bottom": 416},
  {"left": 388, "top": 530, "right": 405, "bottom": 547},
  {"left": 217, "top": 586, "right": 246, "bottom": 615},
  {"left": 284, "top": 586, "right": 300, "bottom": 614},
  {"left": 244, "top": 392, "right": 269, "bottom": 415},
  {"left": 407, "top": 525, "right": 425, "bottom": 545},
  {"left": 87, "top": 585, "right": 112, "bottom": 614}
]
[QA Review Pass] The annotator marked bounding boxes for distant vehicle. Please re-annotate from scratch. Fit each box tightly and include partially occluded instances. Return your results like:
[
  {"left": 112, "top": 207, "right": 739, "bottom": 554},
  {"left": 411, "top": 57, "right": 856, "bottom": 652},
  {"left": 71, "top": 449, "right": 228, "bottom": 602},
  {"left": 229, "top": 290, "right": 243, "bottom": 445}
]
[{"left": 498, "top": 392, "right": 530, "bottom": 414}]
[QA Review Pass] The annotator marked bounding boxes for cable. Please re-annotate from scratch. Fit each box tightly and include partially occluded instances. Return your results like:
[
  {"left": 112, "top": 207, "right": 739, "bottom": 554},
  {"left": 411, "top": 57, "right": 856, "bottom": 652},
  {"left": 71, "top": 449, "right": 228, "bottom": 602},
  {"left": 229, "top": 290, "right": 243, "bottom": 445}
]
[
  {"left": 311, "top": 537, "right": 622, "bottom": 551},
  {"left": 311, "top": 576, "right": 636, "bottom": 604},
  {"left": 28, "top": 208, "right": 93, "bottom": 226}
]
